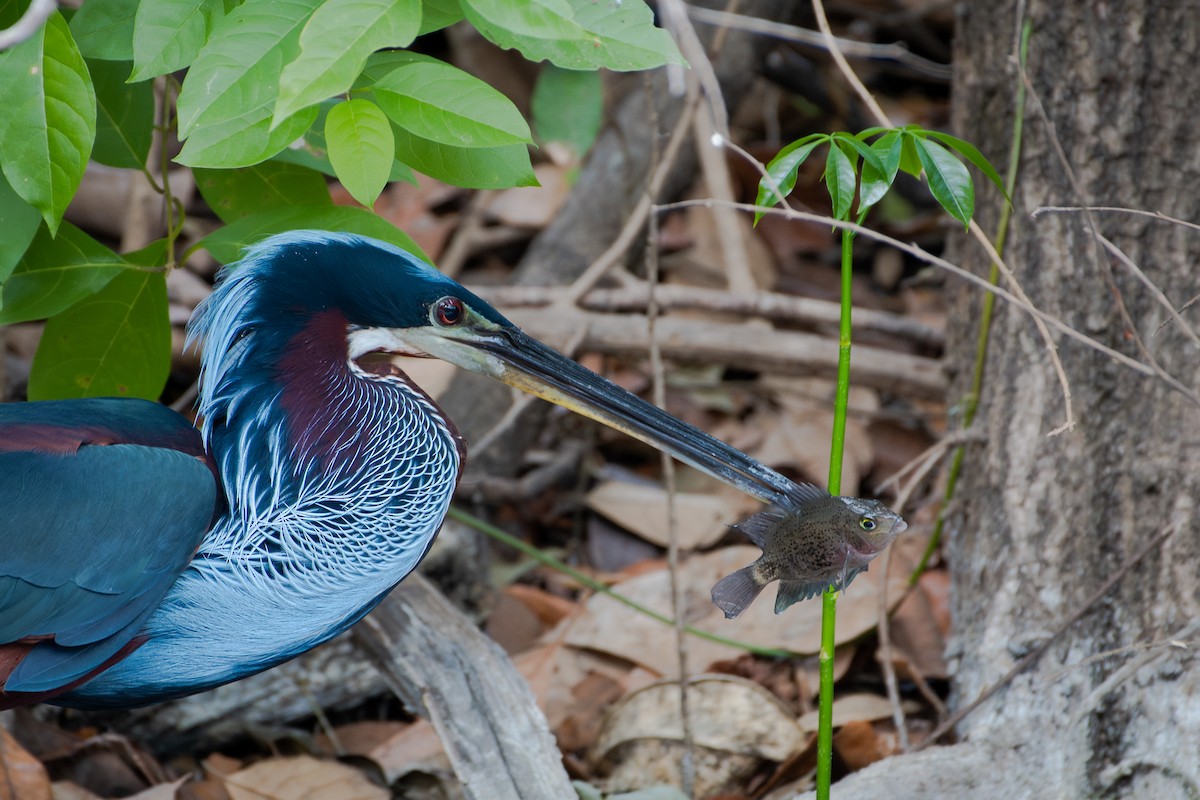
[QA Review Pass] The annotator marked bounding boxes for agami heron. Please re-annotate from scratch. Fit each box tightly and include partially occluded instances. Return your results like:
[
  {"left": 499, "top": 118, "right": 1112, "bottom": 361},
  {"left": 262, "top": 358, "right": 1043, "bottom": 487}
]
[{"left": 0, "top": 231, "right": 802, "bottom": 710}]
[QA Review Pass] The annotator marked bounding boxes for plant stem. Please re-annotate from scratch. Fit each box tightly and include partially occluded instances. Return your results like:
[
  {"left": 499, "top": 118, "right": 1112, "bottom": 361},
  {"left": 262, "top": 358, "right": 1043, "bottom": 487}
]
[
  {"left": 446, "top": 506, "right": 799, "bottom": 660},
  {"left": 816, "top": 225, "right": 856, "bottom": 798},
  {"left": 909, "top": 19, "right": 1030, "bottom": 583}
]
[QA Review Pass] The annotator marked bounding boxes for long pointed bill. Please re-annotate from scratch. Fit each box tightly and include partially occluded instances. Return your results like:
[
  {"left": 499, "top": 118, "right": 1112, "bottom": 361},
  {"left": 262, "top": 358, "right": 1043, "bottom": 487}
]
[{"left": 467, "top": 327, "right": 799, "bottom": 504}]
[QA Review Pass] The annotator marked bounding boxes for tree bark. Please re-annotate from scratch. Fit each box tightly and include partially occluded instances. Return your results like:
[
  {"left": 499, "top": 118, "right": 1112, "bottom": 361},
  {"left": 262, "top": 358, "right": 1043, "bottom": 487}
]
[{"left": 797, "top": 2, "right": 1200, "bottom": 798}]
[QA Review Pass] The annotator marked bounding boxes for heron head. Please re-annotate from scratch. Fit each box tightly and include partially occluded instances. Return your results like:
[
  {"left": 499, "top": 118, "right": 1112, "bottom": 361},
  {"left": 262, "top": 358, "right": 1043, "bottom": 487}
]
[{"left": 189, "top": 231, "right": 795, "bottom": 502}]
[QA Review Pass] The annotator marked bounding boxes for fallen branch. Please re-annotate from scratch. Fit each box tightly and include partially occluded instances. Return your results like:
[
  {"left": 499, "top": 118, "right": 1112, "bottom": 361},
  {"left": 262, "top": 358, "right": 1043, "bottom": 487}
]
[
  {"left": 502, "top": 306, "right": 947, "bottom": 399},
  {"left": 475, "top": 282, "right": 944, "bottom": 349}
]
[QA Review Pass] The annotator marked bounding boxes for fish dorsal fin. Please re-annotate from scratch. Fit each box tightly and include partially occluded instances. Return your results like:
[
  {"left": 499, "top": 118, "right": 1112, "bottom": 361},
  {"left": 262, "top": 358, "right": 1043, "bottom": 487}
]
[{"left": 781, "top": 481, "right": 831, "bottom": 507}]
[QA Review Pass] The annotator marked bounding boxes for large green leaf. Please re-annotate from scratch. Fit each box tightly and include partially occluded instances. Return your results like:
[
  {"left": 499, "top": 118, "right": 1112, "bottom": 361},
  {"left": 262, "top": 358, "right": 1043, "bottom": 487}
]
[
  {"left": 194, "top": 161, "right": 332, "bottom": 223},
  {"left": 419, "top": 0, "right": 463, "bottom": 34},
  {"left": 858, "top": 130, "right": 901, "bottom": 212},
  {"left": 0, "top": 11, "right": 96, "bottom": 235},
  {"left": 391, "top": 125, "right": 537, "bottom": 189},
  {"left": 30, "top": 268, "right": 169, "bottom": 401},
  {"left": 196, "top": 206, "right": 427, "bottom": 265},
  {"left": 461, "top": 0, "right": 682, "bottom": 71},
  {"left": 271, "top": 99, "right": 416, "bottom": 184},
  {"left": 372, "top": 58, "right": 532, "bottom": 148},
  {"left": 325, "top": 99, "right": 394, "bottom": 208},
  {"left": 0, "top": 171, "right": 41, "bottom": 286},
  {"left": 89, "top": 59, "right": 154, "bottom": 169},
  {"left": 273, "top": 0, "right": 421, "bottom": 124},
  {"left": 753, "top": 133, "right": 826, "bottom": 224},
  {"left": 824, "top": 144, "right": 856, "bottom": 221},
  {"left": 0, "top": 223, "right": 125, "bottom": 325},
  {"left": 131, "top": 0, "right": 226, "bottom": 81},
  {"left": 68, "top": 0, "right": 137, "bottom": 61},
  {"left": 925, "top": 130, "right": 1008, "bottom": 200},
  {"left": 531, "top": 65, "right": 601, "bottom": 157},
  {"left": 175, "top": 0, "right": 322, "bottom": 165},
  {"left": 913, "top": 136, "right": 974, "bottom": 228}
]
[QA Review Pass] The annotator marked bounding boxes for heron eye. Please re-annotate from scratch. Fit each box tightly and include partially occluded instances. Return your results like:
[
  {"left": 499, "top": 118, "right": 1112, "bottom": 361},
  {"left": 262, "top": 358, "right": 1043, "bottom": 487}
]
[
  {"left": 859, "top": 517, "right": 877, "bottom": 531},
  {"left": 434, "top": 296, "right": 465, "bottom": 326}
]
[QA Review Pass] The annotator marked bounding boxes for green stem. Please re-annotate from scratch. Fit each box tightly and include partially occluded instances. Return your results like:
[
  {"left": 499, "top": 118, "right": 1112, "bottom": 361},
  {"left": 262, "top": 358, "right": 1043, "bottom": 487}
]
[
  {"left": 909, "top": 19, "right": 1030, "bottom": 584},
  {"left": 816, "top": 224, "right": 856, "bottom": 798},
  {"left": 446, "top": 506, "right": 799, "bottom": 660}
]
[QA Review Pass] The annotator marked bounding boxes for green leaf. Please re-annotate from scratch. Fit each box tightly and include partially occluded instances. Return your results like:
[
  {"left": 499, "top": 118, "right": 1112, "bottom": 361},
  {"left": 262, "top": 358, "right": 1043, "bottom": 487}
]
[
  {"left": 0, "top": 223, "right": 125, "bottom": 325},
  {"left": 419, "top": 0, "right": 463, "bottom": 34},
  {"left": 898, "top": 131, "right": 924, "bottom": 178},
  {"left": 824, "top": 144, "right": 856, "bottom": 220},
  {"left": 753, "top": 133, "right": 826, "bottom": 223},
  {"left": 196, "top": 205, "right": 427, "bottom": 264},
  {"left": 532, "top": 65, "right": 602, "bottom": 157},
  {"left": 30, "top": 268, "right": 169, "bottom": 401},
  {"left": 274, "top": 0, "right": 421, "bottom": 125},
  {"left": 177, "top": 106, "right": 319, "bottom": 168},
  {"left": 89, "top": 59, "right": 154, "bottom": 169},
  {"left": 372, "top": 58, "right": 533, "bottom": 147},
  {"left": 0, "top": 11, "right": 96, "bottom": 235},
  {"left": 832, "top": 132, "right": 885, "bottom": 176},
  {"left": 912, "top": 136, "right": 974, "bottom": 228},
  {"left": 326, "top": 98, "right": 394, "bottom": 207},
  {"left": 0, "top": 171, "right": 41, "bottom": 286},
  {"left": 194, "top": 161, "right": 332, "bottom": 223},
  {"left": 131, "top": 0, "right": 226, "bottom": 81},
  {"left": 391, "top": 125, "right": 537, "bottom": 189},
  {"left": 461, "top": 0, "right": 682, "bottom": 71},
  {"left": 175, "top": 0, "right": 322, "bottom": 165},
  {"left": 68, "top": 0, "right": 137, "bottom": 61},
  {"left": 271, "top": 100, "right": 416, "bottom": 183},
  {"left": 924, "top": 130, "right": 1008, "bottom": 200},
  {"left": 858, "top": 130, "right": 901, "bottom": 211}
]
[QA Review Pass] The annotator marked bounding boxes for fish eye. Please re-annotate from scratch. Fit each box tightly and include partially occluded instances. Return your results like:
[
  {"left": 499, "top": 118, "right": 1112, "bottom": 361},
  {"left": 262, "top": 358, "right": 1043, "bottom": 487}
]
[
  {"left": 434, "top": 296, "right": 465, "bottom": 327},
  {"left": 859, "top": 517, "right": 877, "bottom": 531}
]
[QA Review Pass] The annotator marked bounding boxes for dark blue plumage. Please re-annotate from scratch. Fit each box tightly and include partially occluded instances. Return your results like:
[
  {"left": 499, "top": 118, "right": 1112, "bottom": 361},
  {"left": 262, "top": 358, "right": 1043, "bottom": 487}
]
[{"left": 1, "top": 231, "right": 801, "bottom": 710}]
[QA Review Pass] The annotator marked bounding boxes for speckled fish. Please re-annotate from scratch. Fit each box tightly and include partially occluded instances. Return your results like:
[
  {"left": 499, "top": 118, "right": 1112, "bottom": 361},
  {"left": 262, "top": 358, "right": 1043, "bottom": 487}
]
[{"left": 711, "top": 483, "right": 907, "bottom": 619}]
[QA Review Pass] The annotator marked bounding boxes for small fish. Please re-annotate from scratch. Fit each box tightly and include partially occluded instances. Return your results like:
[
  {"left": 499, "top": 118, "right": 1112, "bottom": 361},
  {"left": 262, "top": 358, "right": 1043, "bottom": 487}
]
[{"left": 711, "top": 483, "right": 907, "bottom": 619}]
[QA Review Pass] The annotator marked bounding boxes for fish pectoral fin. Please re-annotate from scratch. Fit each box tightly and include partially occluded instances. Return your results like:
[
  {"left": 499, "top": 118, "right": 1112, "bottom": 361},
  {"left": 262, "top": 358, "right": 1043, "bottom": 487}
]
[
  {"left": 711, "top": 565, "right": 765, "bottom": 619},
  {"left": 774, "top": 579, "right": 831, "bottom": 613}
]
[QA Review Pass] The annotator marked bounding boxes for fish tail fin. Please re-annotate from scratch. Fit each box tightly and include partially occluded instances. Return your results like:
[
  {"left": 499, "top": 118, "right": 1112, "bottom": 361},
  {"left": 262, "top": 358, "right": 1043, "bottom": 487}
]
[{"left": 711, "top": 565, "right": 765, "bottom": 619}]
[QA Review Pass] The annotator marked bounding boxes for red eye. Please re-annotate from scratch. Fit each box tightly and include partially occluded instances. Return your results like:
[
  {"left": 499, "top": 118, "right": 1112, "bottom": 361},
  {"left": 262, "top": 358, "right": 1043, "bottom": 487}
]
[{"left": 434, "top": 296, "right": 465, "bottom": 326}]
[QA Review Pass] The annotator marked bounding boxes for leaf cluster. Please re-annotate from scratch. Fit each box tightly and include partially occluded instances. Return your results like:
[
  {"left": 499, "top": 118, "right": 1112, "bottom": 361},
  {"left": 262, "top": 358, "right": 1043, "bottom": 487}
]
[
  {"left": 0, "top": 0, "right": 680, "bottom": 401},
  {"left": 754, "top": 125, "right": 1007, "bottom": 227}
]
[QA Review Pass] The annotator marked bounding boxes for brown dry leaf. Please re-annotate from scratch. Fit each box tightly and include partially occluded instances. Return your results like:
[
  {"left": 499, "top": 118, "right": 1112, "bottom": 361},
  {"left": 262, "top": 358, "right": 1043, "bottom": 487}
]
[
  {"left": 515, "top": 644, "right": 636, "bottom": 732},
  {"left": 550, "top": 545, "right": 907, "bottom": 675},
  {"left": 313, "top": 721, "right": 408, "bottom": 760},
  {"left": 485, "top": 589, "right": 547, "bottom": 655},
  {"left": 221, "top": 756, "right": 387, "bottom": 800},
  {"left": 0, "top": 727, "right": 51, "bottom": 800},
  {"left": 585, "top": 481, "right": 740, "bottom": 549},
  {"left": 50, "top": 783, "right": 101, "bottom": 800},
  {"left": 590, "top": 675, "right": 807, "bottom": 799},
  {"left": 367, "top": 721, "right": 453, "bottom": 785},
  {"left": 503, "top": 583, "right": 578, "bottom": 627},
  {"left": 832, "top": 720, "right": 892, "bottom": 772},
  {"left": 885, "top": 568, "right": 951, "bottom": 680},
  {"left": 796, "top": 693, "right": 919, "bottom": 734},
  {"left": 487, "top": 164, "right": 570, "bottom": 228},
  {"left": 593, "top": 675, "right": 805, "bottom": 763}
]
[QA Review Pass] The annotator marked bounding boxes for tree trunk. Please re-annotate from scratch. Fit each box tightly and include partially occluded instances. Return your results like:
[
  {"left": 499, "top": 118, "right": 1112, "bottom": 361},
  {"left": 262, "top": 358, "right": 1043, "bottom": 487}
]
[{"left": 799, "top": 2, "right": 1200, "bottom": 797}]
